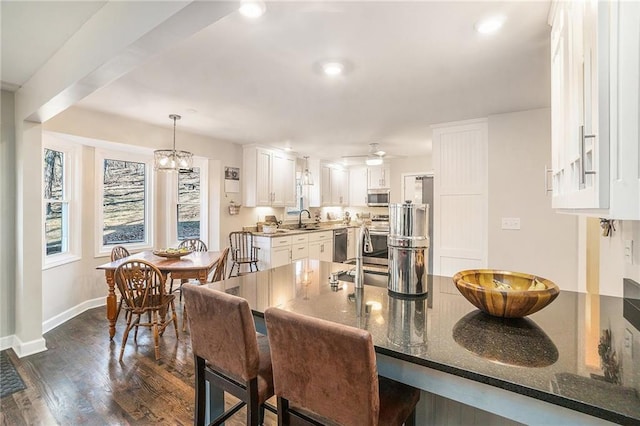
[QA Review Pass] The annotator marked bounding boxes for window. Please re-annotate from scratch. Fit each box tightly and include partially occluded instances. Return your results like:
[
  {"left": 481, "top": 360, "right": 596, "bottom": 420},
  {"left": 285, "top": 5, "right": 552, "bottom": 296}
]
[
  {"left": 173, "top": 157, "right": 208, "bottom": 245},
  {"left": 177, "top": 167, "right": 201, "bottom": 240},
  {"left": 96, "top": 149, "right": 153, "bottom": 254},
  {"left": 44, "top": 148, "right": 67, "bottom": 255},
  {"left": 43, "top": 134, "right": 81, "bottom": 268}
]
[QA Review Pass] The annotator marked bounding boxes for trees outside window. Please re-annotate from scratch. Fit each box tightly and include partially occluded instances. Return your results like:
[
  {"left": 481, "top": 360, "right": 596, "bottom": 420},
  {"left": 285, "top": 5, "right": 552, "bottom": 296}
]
[
  {"left": 177, "top": 167, "right": 200, "bottom": 240},
  {"left": 44, "top": 149, "right": 67, "bottom": 255},
  {"left": 102, "top": 159, "right": 147, "bottom": 245},
  {"left": 96, "top": 149, "right": 153, "bottom": 255}
]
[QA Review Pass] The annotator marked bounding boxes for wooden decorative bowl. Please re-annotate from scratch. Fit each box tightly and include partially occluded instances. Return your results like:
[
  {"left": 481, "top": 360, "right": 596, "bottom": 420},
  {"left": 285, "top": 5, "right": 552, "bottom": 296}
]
[
  {"left": 153, "top": 249, "right": 192, "bottom": 259},
  {"left": 452, "top": 269, "right": 560, "bottom": 318}
]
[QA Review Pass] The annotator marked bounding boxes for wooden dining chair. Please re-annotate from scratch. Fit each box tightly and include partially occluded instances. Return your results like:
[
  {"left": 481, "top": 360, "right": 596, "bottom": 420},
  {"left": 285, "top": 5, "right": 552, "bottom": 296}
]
[
  {"left": 182, "top": 285, "right": 275, "bottom": 426},
  {"left": 169, "top": 238, "right": 208, "bottom": 297},
  {"left": 228, "top": 231, "right": 260, "bottom": 277},
  {"left": 265, "top": 307, "right": 420, "bottom": 426},
  {"left": 178, "top": 238, "right": 208, "bottom": 252},
  {"left": 115, "top": 259, "right": 178, "bottom": 362},
  {"left": 110, "top": 245, "right": 130, "bottom": 322}
]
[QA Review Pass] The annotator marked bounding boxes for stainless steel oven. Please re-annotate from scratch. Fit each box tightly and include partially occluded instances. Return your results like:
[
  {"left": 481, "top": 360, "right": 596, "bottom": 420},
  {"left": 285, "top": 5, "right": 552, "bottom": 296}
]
[
  {"left": 362, "top": 214, "right": 389, "bottom": 266},
  {"left": 367, "top": 189, "right": 390, "bottom": 207}
]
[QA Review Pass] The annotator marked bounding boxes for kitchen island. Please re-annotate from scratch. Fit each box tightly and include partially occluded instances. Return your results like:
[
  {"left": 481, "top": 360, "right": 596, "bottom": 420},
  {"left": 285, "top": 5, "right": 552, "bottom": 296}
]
[{"left": 203, "top": 259, "right": 639, "bottom": 425}]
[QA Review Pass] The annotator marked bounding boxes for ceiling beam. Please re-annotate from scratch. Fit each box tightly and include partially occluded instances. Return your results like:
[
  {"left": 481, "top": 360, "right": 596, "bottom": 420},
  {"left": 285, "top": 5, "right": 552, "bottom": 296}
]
[{"left": 15, "top": 0, "right": 237, "bottom": 123}]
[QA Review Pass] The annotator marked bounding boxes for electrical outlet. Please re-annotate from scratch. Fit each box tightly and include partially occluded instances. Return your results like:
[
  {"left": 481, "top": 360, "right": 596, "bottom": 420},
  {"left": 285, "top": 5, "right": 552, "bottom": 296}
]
[
  {"left": 501, "top": 217, "right": 521, "bottom": 230},
  {"left": 624, "top": 328, "right": 633, "bottom": 356},
  {"left": 624, "top": 240, "right": 634, "bottom": 265}
]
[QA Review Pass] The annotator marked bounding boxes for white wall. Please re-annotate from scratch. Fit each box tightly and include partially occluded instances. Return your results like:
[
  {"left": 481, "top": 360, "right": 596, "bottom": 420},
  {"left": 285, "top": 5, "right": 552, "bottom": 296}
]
[
  {"left": 598, "top": 220, "right": 640, "bottom": 297},
  {"left": 487, "top": 108, "right": 579, "bottom": 291},
  {"left": 1, "top": 90, "right": 16, "bottom": 339}
]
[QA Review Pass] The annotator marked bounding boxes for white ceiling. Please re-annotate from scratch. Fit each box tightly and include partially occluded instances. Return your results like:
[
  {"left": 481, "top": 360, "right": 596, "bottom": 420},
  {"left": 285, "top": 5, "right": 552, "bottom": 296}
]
[{"left": 2, "top": 1, "right": 551, "bottom": 161}]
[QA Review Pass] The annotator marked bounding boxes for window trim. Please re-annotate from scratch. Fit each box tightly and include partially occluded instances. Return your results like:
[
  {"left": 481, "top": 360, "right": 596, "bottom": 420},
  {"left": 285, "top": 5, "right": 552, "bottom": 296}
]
[
  {"left": 169, "top": 156, "right": 208, "bottom": 247},
  {"left": 42, "top": 136, "right": 82, "bottom": 269},
  {"left": 95, "top": 148, "right": 154, "bottom": 257}
]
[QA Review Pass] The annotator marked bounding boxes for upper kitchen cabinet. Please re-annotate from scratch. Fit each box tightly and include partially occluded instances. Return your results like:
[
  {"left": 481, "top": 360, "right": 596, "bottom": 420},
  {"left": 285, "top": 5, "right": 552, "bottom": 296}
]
[
  {"left": 349, "top": 167, "right": 368, "bottom": 206},
  {"left": 368, "top": 165, "right": 391, "bottom": 189},
  {"left": 243, "top": 146, "right": 296, "bottom": 207},
  {"left": 549, "top": 1, "right": 640, "bottom": 218},
  {"left": 309, "top": 160, "right": 349, "bottom": 207}
]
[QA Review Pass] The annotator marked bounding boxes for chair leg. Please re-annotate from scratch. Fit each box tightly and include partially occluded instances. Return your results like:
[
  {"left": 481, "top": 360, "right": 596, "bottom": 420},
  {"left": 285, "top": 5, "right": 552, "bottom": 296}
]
[
  {"left": 246, "top": 378, "right": 260, "bottom": 426},
  {"left": 277, "top": 397, "right": 289, "bottom": 426},
  {"left": 194, "top": 355, "right": 206, "bottom": 426},
  {"left": 119, "top": 311, "right": 134, "bottom": 362},
  {"left": 259, "top": 405, "right": 266, "bottom": 425},
  {"left": 152, "top": 311, "right": 160, "bottom": 361}
]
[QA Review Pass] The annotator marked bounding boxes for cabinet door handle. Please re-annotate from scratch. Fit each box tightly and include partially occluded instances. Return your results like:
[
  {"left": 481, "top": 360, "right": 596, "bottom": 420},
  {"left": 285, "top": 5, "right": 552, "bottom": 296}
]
[
  {"left": 579, "top": 125, "right": 597, "bottom": 189},
  {"left": 544, "top": 166, "right": 553, "bottom": 194}
]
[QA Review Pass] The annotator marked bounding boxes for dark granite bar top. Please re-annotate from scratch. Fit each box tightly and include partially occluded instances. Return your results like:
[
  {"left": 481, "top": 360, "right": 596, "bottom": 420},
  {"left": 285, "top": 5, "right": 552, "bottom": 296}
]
[{"left": 204, "top": 259, "right": 640, "bottom": 424}]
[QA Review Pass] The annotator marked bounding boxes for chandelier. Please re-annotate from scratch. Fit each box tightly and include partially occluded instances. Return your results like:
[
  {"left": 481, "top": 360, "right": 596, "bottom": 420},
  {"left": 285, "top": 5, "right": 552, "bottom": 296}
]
[{"left": 154, "top": 114, "right": 193, "bottom": 171}]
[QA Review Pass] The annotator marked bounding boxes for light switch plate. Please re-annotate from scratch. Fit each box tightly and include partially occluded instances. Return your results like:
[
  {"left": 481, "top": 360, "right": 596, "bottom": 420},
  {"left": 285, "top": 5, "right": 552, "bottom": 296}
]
[
  {"left": 501, "top": 217, "right": 521, "bottom": 230},
  {"left": 624, "top": 328, "right": 633, "bottom": 356},
  {"left": 624, "top": 240, "right": 634, "bottom": 265}
]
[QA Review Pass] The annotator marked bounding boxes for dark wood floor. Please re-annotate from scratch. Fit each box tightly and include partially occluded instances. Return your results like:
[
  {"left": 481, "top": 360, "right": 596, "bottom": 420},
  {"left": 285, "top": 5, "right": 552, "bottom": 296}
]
[{"left": 0, "top": 303, "right": 278, "bottom": 425}]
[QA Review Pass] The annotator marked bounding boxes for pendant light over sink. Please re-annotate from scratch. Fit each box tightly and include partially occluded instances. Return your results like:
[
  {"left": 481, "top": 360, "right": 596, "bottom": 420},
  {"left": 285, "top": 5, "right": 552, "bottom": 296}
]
[
  {"left": 301, "top": 156, "right": 314, "bottom": 186},
  {"left": 154, "top": 114, "right": 193, "bottom": 172}
]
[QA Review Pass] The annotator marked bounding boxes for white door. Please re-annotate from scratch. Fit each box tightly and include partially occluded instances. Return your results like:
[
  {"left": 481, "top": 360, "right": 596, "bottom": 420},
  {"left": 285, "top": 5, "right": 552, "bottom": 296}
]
[
  {"left": 255, "top": 148, "right": 272, "bottom": 206},
  {"left": 432, "top": 119, "right": 488, "bottom": 277},
  {"left": 349, "top": 167, "right": 368, "bottom": 206}
]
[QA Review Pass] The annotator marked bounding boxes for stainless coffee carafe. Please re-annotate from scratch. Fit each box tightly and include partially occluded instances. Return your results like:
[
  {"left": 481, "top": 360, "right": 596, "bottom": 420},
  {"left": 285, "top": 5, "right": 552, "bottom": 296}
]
[{"left": 388, "top": 201, "right": 429, "bottom": 296}]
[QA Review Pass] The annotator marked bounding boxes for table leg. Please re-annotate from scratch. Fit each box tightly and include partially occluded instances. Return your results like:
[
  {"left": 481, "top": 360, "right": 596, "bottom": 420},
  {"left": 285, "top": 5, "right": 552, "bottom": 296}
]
[{"left": 105, "top": 270, "right": 117, "bottom": 340}]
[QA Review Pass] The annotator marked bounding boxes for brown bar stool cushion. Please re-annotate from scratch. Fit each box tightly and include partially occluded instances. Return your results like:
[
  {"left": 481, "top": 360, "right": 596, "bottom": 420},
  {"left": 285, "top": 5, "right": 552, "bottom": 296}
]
[
  {"left": 183, "top": 285, "right": 274, "bottom": 424},
  {"left": 265, "top": 307, "right": 420, "bottom": 426}
]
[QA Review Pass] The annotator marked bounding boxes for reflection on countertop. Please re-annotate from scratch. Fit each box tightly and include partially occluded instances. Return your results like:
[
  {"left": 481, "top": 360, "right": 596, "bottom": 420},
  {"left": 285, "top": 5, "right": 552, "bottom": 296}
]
[
  {"left": 452, "top": 310, "right": 558, "bottom": 367},
  {"left": 204, "top": 260, "right": 640, "bottom": 424}
]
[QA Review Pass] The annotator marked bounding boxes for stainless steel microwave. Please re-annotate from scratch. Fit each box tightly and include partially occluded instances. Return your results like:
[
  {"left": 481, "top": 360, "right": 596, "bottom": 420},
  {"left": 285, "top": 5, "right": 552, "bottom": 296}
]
[{"left": 367, "top": 189, "right": 390, "bottom": 207}]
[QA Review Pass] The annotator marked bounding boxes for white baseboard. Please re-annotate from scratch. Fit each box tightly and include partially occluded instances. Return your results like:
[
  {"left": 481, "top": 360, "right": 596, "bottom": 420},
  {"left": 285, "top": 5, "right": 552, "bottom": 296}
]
[
  {"left": 0, "top": 335, "right": 15, "bottom": 352},
  {"left": 13, "top": 336, "right": 47, "bottom": 357},
  {"left": 43, "top": 297, "right": 105, "bottom": 334}
]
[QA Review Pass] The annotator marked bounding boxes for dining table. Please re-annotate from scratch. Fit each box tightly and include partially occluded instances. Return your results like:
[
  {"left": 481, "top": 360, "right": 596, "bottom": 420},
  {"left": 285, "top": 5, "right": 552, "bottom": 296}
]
[{"left": 96, "top": 250, "right": 221, "bottom": 340}]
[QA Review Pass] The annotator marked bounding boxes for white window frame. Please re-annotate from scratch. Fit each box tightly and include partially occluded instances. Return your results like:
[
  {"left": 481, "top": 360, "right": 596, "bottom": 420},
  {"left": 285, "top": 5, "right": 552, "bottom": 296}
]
[
  {"left": 95, "top": 148, "right": 154, "bottom": 256},
  {"left": 42, "top": 136, "right": 82, "bottom": 269},
  {"left": 168, "top": 156, "right": 208, "bottom": 247}
]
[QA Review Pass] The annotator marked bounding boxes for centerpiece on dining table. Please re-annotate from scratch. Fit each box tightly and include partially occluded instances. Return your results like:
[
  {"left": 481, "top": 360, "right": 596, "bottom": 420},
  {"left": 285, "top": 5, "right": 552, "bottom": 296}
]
[{"left": 152, "top": 247, "right": 193, "bottom": 259}]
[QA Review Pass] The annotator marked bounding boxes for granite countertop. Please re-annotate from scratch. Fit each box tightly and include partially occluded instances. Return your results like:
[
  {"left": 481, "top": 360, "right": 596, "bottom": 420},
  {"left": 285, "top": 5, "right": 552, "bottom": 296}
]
[
  {"left": 204, "top": 260, "right": 640, "bottom": 424},
  {"left": 252, "top": 223, "right": 357, "bottom": 237}
]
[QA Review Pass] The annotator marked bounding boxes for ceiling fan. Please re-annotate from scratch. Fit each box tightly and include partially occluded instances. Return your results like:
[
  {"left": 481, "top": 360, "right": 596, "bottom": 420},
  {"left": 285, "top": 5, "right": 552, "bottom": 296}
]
[{"left": 342, "top": 143, "right": 386, "bottom": 166}]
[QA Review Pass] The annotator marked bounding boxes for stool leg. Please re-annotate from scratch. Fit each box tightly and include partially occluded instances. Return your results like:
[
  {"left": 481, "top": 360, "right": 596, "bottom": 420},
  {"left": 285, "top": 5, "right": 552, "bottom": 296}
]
[{"left": 194, "top": 356, "right": 206, "bottom": 426}]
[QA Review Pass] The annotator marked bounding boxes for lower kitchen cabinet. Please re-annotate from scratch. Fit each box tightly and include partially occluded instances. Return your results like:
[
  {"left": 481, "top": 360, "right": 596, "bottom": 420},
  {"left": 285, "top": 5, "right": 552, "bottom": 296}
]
[
  {"left": 308, "top": 231, "right": 333, "bottom": 262},
  {"left": 254, "top": 235, "right": 292, "bottom": 270}
]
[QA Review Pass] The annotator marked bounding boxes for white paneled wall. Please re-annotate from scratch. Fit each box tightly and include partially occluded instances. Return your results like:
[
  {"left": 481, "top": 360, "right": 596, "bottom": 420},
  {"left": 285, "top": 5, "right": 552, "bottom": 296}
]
[{"left": 432, "top": 119, "right": 488, "bottom": 277}]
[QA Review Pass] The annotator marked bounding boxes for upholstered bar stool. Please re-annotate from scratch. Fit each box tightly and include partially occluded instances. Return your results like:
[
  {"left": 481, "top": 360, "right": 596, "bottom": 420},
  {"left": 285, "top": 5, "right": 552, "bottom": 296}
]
[
  {"left": 265, "top": 307, "right": 420, "bottom": 426},
  {"left": 182, "top": 285, "right": 275, "bottom": 426}
]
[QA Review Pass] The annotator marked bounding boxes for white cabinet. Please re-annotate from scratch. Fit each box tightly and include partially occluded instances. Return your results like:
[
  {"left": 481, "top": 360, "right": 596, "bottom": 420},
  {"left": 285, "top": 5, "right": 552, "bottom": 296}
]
[
  {"left": 347, "top": 227, "right": 356, "bottom": 260},
  {"left": 368, "top": 165, "right": 391, "bottom": 189},
  {"left": 330, "top": 168, "right": 348, "bottom": 206},
  {"left": 309, "top": 160, "right": 349, "bottom": 207},
  {"left": 549, "top": 1, "right": 640, "bottom": 218},
  {"left": 290, "top": 234, "right": 309, "bottom": 261},
  {"left": 307, "top": 231, "right": 333, "bottom": 262},
  {"left": 349, "top": 167, "right": 368, "bottom": 206},
  {"left": 243, "top": 146, "right": 296, "bottom": 207},
  {"left": 254, "top": 235, "right": 292, "bottom": 270}
]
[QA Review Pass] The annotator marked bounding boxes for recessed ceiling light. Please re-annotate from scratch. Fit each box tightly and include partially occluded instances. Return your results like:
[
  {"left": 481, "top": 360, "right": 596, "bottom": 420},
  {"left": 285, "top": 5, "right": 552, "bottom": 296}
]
[
  {"left": 239, "top": 0, "right": 266, "bottom": 18},
  {"left": 475, "top": 16, "right": 505, "bottom": 34},
  {"left": 322, "top": 61, "right": 344, "bottom": 77}
]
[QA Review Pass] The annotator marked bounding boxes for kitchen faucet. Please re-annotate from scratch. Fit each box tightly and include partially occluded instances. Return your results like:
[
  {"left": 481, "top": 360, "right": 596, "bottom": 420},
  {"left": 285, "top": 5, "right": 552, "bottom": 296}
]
[
  {"left": 355, "top": 223, "right": 374, "bottom": 288},
  {"left": 298, "top": 209, "right": 311, "bottom": 228}
]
